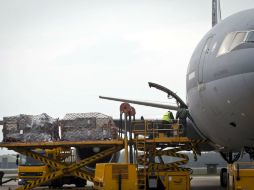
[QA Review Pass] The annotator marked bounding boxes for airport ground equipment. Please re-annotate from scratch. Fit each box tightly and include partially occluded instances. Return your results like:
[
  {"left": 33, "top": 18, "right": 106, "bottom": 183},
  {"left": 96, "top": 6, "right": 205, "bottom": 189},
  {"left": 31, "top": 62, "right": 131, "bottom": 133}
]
[
  {"left": 0, "top": 121, "right": 204, "bottom": 190},
  {"left": 132, "top": 120, "right": 204, "bottom": 190},
  {"left": 94, "top": 163, "right": 138, "bottom": 190},
  {"left": 0, "top": 101, "right": 205, "bottom": 190},
  {"left": 0, "top": 140, "right": 123, "bottom": 190},
  {"left": 17, "top": 147, "right": 86, "bottom": 187},
  {"left": 227, "top": 162, "right": 254, "bottom": 190}
]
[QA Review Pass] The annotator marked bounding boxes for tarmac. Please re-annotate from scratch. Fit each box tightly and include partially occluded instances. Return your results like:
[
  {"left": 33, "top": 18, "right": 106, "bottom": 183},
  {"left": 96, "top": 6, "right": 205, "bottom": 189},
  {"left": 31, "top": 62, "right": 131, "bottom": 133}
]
[
  {"left": 191, "top": 176, "right": 224, "bottom": 190},
  {"left": 1, "top": 176, "right": 225, "bottom": 190}
]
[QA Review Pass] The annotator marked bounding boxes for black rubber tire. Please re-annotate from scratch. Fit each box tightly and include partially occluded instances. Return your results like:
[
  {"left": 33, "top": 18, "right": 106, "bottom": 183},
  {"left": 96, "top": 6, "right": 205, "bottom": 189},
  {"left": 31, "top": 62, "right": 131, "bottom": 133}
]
[
  {"left": 51, "top": 179, "right": 63, "bottom": 188},
  {"left": 220, "top": 168, "right": 227, "bottom": 187},
  {"left": 75, "top": 179, "right": 86, "bottom": 187}
]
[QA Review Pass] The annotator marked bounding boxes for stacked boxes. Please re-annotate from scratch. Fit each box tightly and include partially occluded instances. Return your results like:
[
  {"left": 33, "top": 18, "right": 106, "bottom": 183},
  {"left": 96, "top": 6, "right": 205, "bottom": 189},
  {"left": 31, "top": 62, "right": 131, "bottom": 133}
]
[
  {"left": 2, "top": 112, "right": 117, "bottom": 142},
  {"left": 2, "top": 113, "right": 59, "bottom": 142},
  {"left": 61, "top": 112, "right": 117, "bottom": 141}
]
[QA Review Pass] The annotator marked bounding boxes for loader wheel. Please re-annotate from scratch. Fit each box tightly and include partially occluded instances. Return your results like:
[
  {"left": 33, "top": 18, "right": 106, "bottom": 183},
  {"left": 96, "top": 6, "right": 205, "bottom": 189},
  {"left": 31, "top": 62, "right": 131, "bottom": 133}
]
[
  {"left": 51, "top": 179, "right": 63, "bottom": 188},
  {"left": 75, "top": 179, "right": 86, "bottom": 187},
  {"left": 220, "top": 168, "right": 227, "bottom": 187}
]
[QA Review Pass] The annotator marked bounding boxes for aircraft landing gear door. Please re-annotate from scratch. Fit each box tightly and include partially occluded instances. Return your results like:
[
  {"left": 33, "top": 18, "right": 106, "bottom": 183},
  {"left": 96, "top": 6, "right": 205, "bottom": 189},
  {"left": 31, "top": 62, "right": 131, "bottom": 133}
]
[{"left": 198, "top": 36, "right": 214, "bottom": 83}]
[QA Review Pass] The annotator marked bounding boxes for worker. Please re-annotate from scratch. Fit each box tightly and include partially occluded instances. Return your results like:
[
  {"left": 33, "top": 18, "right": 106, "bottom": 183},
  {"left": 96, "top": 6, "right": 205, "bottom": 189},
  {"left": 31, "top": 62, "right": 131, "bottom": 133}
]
[
  {"left": 162, "top": 111, "right": 174, "bottom": 124},
  {"left": 162, "top": 111, "right": 174, "bottom": 137}
]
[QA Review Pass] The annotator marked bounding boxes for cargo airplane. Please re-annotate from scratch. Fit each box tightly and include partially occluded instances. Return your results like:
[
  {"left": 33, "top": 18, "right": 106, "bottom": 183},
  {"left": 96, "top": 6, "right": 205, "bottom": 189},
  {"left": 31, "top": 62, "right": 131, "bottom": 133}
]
[{"left": 100, "top": 0, "right": 254, "bottom": 173}]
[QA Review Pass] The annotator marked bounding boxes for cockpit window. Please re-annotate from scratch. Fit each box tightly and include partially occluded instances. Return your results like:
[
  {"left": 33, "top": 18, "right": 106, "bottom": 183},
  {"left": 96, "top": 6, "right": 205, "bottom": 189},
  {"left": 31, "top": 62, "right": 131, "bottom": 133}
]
[
  {"left": 217, "top": 31, "right": 247, "bottom": 56},
  {"left": 217, "top": 32, "right": 235, "bottom": 56},
  {"left": 246, "top": 31, "right": 254, "bottom": 42},
  {"left": 230, "top": 32, "right": 246, "bottom": 50}
]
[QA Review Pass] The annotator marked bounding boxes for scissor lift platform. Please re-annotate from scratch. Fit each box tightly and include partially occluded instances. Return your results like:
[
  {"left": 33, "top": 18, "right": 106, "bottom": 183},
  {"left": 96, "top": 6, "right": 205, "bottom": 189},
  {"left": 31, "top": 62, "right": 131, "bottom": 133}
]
[
  {"left": 0, "top": 140, "right": 124, "bottom": 190},
  {"left": 132, "top": 120, "right": 205, "bottom": 190},
  {"left": 0, "top": 123, "right": 205, "bottom": 190}
]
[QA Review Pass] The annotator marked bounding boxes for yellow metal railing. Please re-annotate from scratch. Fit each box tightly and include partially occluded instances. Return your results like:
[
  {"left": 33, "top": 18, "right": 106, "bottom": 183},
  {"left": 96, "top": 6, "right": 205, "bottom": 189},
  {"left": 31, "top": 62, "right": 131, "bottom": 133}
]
[{"left": 132, "top": 120, "right": 205, "bottom": 189}]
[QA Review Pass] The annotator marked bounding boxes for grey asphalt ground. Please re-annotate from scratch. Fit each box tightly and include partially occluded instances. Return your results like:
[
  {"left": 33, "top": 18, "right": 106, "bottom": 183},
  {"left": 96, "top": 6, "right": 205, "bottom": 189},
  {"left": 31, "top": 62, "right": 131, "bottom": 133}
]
[
  {"left": 191, "top": 176, "right": 225, "bottom": 190},
  {"left": 1, "top": 176, "right": 225, "bottom": 190}
]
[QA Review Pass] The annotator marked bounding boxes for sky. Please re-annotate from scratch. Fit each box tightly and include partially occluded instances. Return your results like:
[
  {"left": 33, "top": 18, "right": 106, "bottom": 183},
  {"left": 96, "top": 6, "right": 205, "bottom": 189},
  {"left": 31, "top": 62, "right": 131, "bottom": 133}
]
[{"left": 1, "top": 0, "right": 254, "bottom": 154}]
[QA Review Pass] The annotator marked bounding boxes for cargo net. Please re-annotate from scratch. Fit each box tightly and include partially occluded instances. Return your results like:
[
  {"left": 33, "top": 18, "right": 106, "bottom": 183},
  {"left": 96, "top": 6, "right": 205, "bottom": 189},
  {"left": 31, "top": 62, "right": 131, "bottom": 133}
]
[
  {"left": 2, "top": 113, "right": 59, "bottom": 142},
  {"left": 61, "top": 112, "right": 118, "bottom": 141}
]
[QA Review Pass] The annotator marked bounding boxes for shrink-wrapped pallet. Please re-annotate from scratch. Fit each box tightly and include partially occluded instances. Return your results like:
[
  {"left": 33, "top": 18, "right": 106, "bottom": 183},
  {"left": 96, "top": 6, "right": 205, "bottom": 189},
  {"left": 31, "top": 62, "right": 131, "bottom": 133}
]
[
  {"left": 2, "top": 113, "right": 59, "bottom": 142},
  {"left": 61, "top": 112, "right": 117, "bottom": 141}
]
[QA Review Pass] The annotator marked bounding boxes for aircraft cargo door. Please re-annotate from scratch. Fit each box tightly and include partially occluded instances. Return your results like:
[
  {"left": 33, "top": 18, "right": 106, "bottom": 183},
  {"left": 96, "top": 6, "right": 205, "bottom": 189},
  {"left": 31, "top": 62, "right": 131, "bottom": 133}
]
[{"left": 198, "top": 36, "right": 213, "bottom": 83}]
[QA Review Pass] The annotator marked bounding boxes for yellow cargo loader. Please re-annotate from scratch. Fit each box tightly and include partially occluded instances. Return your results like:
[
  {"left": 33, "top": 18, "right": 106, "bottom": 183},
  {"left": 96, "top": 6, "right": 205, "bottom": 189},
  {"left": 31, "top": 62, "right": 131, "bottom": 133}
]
[
  {"left": 94, "top": 163, "right": 138, "bottom": 190},
  {"left": 228, "top": 162, "right": 254, "bottom": 190},
  {"left": 0, "top": 119, "right": 204, "bottom": 190},
  {"left": 17, "top": 147, "right": 86, "bottom": 188}
]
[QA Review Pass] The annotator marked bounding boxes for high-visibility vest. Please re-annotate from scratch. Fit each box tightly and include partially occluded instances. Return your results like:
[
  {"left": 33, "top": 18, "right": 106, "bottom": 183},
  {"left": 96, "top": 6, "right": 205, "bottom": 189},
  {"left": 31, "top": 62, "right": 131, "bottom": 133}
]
[{"left": 162, "top": 112, "right": 172, "bottom": 122}]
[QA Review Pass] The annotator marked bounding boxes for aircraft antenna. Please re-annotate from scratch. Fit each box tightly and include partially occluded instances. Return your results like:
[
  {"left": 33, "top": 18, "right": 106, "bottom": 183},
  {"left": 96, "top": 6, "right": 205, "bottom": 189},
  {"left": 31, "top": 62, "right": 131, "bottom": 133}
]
[{"left": 212, "top": 0, "right": 221, "bottom": 27}]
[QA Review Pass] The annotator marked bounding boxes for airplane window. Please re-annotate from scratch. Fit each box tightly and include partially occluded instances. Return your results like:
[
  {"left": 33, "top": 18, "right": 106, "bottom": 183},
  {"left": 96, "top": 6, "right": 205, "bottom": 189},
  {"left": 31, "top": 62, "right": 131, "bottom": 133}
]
[
  {"left": 230, "top": 32, "right": 246, "bottom": 50},
  {"left": 217, "top": 32, "right": 235, "bottom": 56},
  {"left": 246, "top": 31, "right": 254, "bottom": 42},
  {"left": 217, "top": 32, "right": 247, "bottom": 56}
]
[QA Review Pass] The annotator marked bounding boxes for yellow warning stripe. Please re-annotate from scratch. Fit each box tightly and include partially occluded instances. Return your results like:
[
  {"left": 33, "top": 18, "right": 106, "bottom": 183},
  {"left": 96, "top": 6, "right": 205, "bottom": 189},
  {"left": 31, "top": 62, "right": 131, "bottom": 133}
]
[
  {"left": 15, "top": 149, "right": 63, "bottom": 168},
  {"left": 16, "top": 170, "right": 64, "bottom": 190},
  {"left": 72, "top": 170, "right": 94, "bottom": 182},
  {"left": 15, "top": 146, "right": 122, "bottom": 190},
  {"left": 136, "top": 139, "right": 206, "bottom": 174}
]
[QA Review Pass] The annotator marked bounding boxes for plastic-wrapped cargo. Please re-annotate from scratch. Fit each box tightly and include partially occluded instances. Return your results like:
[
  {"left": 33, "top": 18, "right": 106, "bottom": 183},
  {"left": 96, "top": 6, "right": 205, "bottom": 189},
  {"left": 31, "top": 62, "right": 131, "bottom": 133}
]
[
  {"left": 61, "top": 112, "right": 118, "bottom": 141},
  {"left": 2, "top": 113, "right": 59, "bottom": 142}
]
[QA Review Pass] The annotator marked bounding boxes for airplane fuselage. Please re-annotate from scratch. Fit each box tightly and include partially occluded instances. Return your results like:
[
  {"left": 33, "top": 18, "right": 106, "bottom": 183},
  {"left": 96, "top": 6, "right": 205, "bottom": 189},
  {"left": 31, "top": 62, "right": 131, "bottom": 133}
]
[{"left": 187, "top": 9, "right": 254, "bottom": 152}]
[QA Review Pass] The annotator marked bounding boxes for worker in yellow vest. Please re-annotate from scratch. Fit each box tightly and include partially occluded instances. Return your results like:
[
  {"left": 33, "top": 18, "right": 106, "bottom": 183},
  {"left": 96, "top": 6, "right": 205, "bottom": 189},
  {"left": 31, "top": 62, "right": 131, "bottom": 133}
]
[
  {"left": 162, "top": 111, "right": 174, "bottom": 137},
  {"left": 162, "top": 111, "right": 174, "bottom": 124}
]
